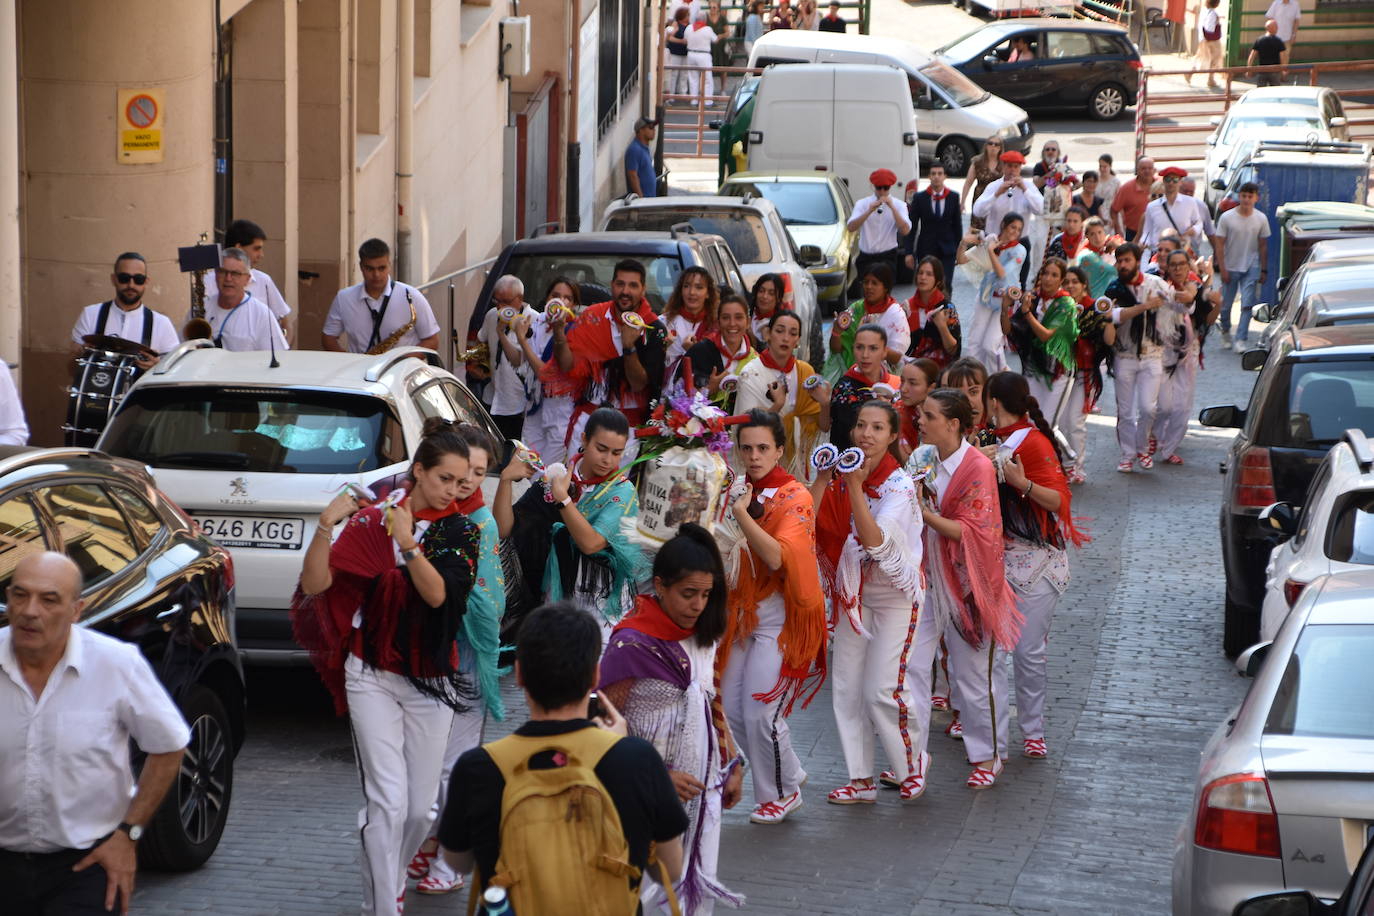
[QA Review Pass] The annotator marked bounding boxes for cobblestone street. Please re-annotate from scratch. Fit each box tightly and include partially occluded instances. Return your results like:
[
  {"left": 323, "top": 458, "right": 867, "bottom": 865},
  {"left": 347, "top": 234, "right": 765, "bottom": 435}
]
[{"left": 137, "top": 294, "right": 1260, "bottom": 914}]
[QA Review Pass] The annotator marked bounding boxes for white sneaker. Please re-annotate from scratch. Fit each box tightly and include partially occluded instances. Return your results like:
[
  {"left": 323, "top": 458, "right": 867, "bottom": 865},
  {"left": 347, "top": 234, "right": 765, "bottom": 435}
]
[
  {"left": 1221, "top": 331, "right": 1233, "bottom": 347},
  {"left": 1233, "top": 338, "right": 1247, "bottom": 352}
]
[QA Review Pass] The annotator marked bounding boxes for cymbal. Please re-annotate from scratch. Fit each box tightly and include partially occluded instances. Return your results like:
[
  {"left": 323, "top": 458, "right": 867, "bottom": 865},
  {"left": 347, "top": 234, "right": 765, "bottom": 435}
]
[{"left": 81, "top": 334, "right": 157, "bottom": 360}]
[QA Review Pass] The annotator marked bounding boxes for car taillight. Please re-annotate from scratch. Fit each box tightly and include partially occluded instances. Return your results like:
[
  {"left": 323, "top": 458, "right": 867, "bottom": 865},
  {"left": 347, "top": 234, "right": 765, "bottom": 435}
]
[
  {"left": 1129, "top": 59, "right": 1143, "bottom": 69},
  {"left": 1283, "top": 577, "right": 1307, "bottom": 608},
  {"left": 1234, "top": 447, "right": 1277, "bottom": 508},
  {"left": 1218, "top": 198, "right": 1238, "bottom": 214},
  {"left": 1195, "top": 773, "right": 1281, "bottom": 858}
]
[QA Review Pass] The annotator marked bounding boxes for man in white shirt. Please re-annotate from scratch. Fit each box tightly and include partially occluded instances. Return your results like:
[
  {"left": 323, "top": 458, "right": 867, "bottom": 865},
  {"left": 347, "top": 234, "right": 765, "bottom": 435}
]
[
  {"left": 0, "top": 366, "right": 28, "bottom": 446},
  {"left": 973, "top": 150, "right": 1045, "bottom": 286},
  {"left": 0, "top": 552, "right": 188, "bottom": 914},
  {"left": 1137, "top": 166, "right": 1215, "bottom": 258},
  {"left": 70, "top": 252, "right": 181, "bottom": 368},
  {"left": 846, "top": 167, "right": 911, "bottom": 301},
  {"left": 323, "top": 238, "right": 441, "bottom": 354},
  {"left": 203, "top": 219, "right": 294, "bottom": 344},
  {"left": 198, "top": 248, "right": 290, "bottom": 353},
  {"left": 1213, "top": 181, "right": 1271, "bottom": 350},
  {"left": 1264, "top": 0, "right": 1301, "bottom": 50},
  {"left": 474, "top": 275, "right": 540, "bottom": 441},
  {"left": 1105, "top": 243, "right": 1175, "bottom": 473}
]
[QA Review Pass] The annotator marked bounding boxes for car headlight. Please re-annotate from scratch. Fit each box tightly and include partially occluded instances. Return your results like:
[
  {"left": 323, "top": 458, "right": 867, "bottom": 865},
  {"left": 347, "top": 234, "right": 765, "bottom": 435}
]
[{"left": 997, "top": 124, "right": 1020, "bottom": 139}]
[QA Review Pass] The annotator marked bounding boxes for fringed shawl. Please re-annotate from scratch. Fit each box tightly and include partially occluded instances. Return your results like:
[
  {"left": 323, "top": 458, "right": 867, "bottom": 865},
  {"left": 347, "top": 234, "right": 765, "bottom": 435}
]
[
  {"left": 1002, "top": 425, "right": 1088, "bottom": 549},
  {"left": 462, "top": 505, "right": 510, "bottom": 719},
  {"left": 544, "top": 474, "right": 646, "bottom": 624}
]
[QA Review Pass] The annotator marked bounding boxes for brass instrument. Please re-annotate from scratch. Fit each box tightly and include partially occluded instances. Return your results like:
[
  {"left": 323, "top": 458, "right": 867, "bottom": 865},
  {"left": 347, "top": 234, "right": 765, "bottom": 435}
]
[
  {"left": 365, "top": 298, "right": 417, "bottom": 355},
  {"left": 183, "top": 233, "right": 216, "bottom": 340},
  {"left": 458, "top": 341, "right": 491, "bottom": 368}
]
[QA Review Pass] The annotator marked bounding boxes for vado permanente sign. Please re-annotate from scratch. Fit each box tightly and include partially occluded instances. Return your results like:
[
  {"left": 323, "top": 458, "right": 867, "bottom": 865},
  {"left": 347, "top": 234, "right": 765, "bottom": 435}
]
[{"left": 117, "top": 88, "right": 164, "bottom": 164}]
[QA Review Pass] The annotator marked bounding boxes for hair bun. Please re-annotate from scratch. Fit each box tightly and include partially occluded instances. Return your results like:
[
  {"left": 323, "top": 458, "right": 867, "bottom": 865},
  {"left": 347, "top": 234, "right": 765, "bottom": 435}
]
[{"left": 420, "top": 416, "right": 458, "bottom": 439}]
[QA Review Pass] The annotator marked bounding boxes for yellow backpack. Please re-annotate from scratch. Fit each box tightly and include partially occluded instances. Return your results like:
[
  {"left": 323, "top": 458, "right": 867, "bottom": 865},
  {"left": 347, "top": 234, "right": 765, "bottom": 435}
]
[{"left": 471, "top": 727, "right": 680, "bottom": 916}]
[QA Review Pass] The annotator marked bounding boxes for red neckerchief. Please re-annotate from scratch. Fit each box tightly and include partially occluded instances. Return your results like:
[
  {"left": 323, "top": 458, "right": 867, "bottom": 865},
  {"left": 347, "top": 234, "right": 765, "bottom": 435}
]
[
  {"left": 1078, "top": 295, "right": 1093, "bottom": 309},
  {"left": 709, "top": 331, "right": 751, "bottom": 363},
  {"left": 759, "top": 347, "right": 795, "bottom": 374},
  {"left": 613, "top": 595, "right": 695, "bottom": 641},
  {"left": 1038, "top": 288, "right": 1069, "bottom": 305},
  {"left": 1059, "top": 232, "right": 1083, "bottom": 255},
  {"left": 407, "top": 493, "right": 462, "bottom": 522},
  {"left": 909, "top": 287, "right": 945, "bottom": 312},
  {"left": 750, "top": 465, "right": 794, "bottom": 491},
  {"left": 1086, "top": 241, "right": 1104, "bottom": 254},
  {"left": 993, "top": 418, "right": 1033, "bottom": 438},
  {"left": 861, "top": 452, "right": 900, "bottom": 498},
  {"left": 1129, "top": 272, "right": 1145, "bottom": 287},
  {"left": 863, "top": 295, "right": 897, "bottom": 318},
  {"left": 995, "top": 239, "right": 1021, "bottom": 254},
  {"left": 930, "top": 186, "right": 948, "bottom": 201},
  {"left": 572, "top": 458, "right": 616, "bottom": 489},
  {"left": 455, "top": 490, "right": 484, "bottom": 517},
  {"left": 843, "top": 364, "right": 881, "bottom": 387},
  {"left": 1168, "top": 275, "right": 1191, "bottom": 291},
  {"left": 690, "top": 20, "right": 709, "bottom": 30}
]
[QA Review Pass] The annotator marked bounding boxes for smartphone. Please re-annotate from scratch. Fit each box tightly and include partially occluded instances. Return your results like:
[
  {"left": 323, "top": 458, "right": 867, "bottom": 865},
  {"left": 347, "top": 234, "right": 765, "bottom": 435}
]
[{"left": 587, "top": 692, "right": 605, "bottom": 721}]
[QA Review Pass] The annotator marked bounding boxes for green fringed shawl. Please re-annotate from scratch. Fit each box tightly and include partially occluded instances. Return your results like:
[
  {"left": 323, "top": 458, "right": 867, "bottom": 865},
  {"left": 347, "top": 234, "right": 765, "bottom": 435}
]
[
  {"left": 544, "top": 475, "right": 647, "bottom": 624},
  {"left": 462, "top": 505, "right": 509, "bottom": 720},
  {"left": 1040, "top": 295, "right": 1080, "bottom": 380},
  {"left": 821, "top": 299, "right": 865, "bottom": 383}
]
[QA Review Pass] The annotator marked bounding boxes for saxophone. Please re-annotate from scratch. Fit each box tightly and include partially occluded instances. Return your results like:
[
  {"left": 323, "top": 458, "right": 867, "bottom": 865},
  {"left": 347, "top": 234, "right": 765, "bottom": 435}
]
[{"left": 365, "top": 290, "right": 418, "bottom": 355}]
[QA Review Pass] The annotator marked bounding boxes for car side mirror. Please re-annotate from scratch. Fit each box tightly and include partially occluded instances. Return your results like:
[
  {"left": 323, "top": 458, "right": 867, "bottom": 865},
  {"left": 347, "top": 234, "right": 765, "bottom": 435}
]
[
  {"left": 1209, "top": 115, "right": 1222, "bottom": 127},
  {"left": 708, "top": 119, "right": 723, "bottom": 130},
  {"left": 799, "top": 244, "right": 825, "bottom": 266},
  {"left": 1199, "top": 404, "right": 1244, "bottom": 428},
  {"left": 1259, "top": 501, "right": 1299, "bottom": 538},
  {"left": 915, "top": 95, "right": 934, "bottom": 110},
  {"left": 1241, "top": 349, "right": 1268, "bottom": 371},
  {"left": 1235, "top": 641, "right": 1273, "bottom": 678},
  {"left": 1232, "top": 890, "right": 1322, "bottom": 916},
  {"left": 1330, "top": 116, "right": 1347, "bottom": 128},
  {"left": 1254, "top": 304, "right": 1271, "bottom": 323},
  {"left": 983, "top": 54, "right": 1000, "bottom": 68},
  {"left": 903, "top": 132, "right": 917, "bottom": 147},
  {"left": 1211, "top": 179, "right": 1227, "bottom": 191}
]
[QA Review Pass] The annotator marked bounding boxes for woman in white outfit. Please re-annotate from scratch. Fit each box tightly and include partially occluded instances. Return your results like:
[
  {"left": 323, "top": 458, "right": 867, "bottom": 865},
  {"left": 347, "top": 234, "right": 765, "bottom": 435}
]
[
  {"left": 514, "top": 277, "right": 582, "bottom": 465},
  {"left": 812, "top": 400, "right": 927, "bottom": 804},
  {"left": 958, "top": 212, "right": 1026, "bottom": 373}
]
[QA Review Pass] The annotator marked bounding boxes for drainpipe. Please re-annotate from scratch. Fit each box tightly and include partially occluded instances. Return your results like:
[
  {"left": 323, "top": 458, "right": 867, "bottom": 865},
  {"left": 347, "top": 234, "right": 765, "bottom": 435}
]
[
  {"left": 0, "top": 1, "right": 20, "bottom": 371},
  {"left": 397, "top": 0, "right": 415, "bottom": 282}
]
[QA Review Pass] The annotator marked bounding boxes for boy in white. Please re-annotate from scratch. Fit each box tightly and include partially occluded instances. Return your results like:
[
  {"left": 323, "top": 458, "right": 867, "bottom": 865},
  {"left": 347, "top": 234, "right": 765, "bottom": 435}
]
[{"left": 1212, "top": 182, "right": 1270, "bottom": 350}]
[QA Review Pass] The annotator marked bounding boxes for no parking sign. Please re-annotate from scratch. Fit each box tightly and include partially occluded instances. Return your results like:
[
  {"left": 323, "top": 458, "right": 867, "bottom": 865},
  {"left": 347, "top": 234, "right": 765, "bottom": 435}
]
[{"left": 117, "top": 88, "right": 164, "bottom": 164}]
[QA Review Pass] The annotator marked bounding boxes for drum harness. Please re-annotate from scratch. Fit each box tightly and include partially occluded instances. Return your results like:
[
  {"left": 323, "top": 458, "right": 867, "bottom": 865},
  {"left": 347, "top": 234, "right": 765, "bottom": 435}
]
[{"left": 94, "top": 300, "right": 155, "bottom": 348}]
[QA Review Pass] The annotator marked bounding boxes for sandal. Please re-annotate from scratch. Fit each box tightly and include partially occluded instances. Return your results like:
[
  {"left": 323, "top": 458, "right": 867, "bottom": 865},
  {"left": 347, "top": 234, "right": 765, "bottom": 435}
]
[
  {"left": 878, "top": 769, "right": 901, "bottom": 789},
  {"left": 945, "top": 717, "right": 964, "bottom": 740},
  {"left": 1068, "top": 467, "right": 1086, "bottom": 486},
  {"left": 416, "top": 873, "right": 465, "bottom": 895},
  {"left": 966, "top": 759, "right": 1004, "bottom": 790},
  {"left": 826, "top": 782, "right": 878, "bottom": 805},
  {"left": 750, "top": 790, "right": 803, "bottom": 824},
  {"left": 1137, "top": 453, "right": 1154, "bottom": 470},
  {"left": 931, "top": 694, "right": 950, "bottom": 711},
  {"left": 407, "top": 841, "right": 438, "bottom": 880},
  {"left": 1023, "top": 737, "right": 1048, "bottom": 759},
  {"left": 1165, "top": 454, "right": 1184, "bottom": 466},
  {"left": 900, "top": 753, "right": 931, "bottom": 802},
  {"left": 1117, "top": 459, "right": 1133, "bottom": 473}
]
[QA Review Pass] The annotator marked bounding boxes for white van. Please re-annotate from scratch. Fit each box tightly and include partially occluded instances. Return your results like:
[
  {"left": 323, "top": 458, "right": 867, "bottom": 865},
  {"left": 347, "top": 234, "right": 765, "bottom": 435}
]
[
  {"left": 746, "top": 64, "right": 920, "bottom": 198},
  {"left": 747, "top": 29, "right": 1032, "bottom": 176}
]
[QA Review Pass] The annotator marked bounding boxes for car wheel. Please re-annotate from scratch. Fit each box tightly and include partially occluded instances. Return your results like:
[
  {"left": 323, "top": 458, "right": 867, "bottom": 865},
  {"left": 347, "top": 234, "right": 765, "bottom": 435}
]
[
  {"left": 1088, "top": 83, "right": 1127, "bottom": 121},
  {"left": 1223, "top": 594, "right": 1259, "bottom": 659},
  {"left": 937, "top": 138, "right": 976, "bottom": 177},
  {"left": 140, "top": 685, "right": 234, "bottom": 871}
]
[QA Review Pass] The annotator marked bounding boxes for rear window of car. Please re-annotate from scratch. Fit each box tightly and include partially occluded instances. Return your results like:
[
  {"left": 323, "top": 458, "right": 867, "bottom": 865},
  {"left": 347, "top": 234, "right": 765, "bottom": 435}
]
[
  {"left": 1221, "top": 115, "right": 1324, "bottom": 144},
  {"left": 499, "top": 253, "right": 685, "bottom": 314},
  {"left": 603, "top": 208, "right": 773, "bottom": 265},
  {"left": 102, "top": 386, "right": 405, "bottom": 474},
  {"left": 1044, "top": 31, "right": 1095, "bottom": 60},
  {"left": 1265, "top": 623, "right": 1374, "bottom": 739},
  {"left": 722, "top": 181, "right": 837, "bottom": 226},
  {"left": 1251, "top": 359, "right": 1374, "bottom": 449},
  {"left": 1327, "top": 490, "right": 1374, "bottom": 564}
]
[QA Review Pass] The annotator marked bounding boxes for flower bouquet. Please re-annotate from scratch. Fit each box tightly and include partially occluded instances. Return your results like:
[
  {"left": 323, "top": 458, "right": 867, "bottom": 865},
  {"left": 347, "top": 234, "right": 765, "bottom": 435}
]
[{"left": 634, "top": 390, "right": 747, "bottom": 543}]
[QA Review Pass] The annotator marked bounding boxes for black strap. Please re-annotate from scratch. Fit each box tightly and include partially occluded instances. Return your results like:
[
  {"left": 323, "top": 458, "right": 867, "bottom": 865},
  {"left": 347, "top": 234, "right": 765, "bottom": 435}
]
[
  {"left": 140, "top": 308, "right": 153, "bottom": 346},
  {"left": 93, "top": 300, "right": 153, "bottom": 346},
  {"left": 94, "top": 300, "right": 113, "bottom": 335},
  {"left": 366, "top": 286, "right": 395, "bottom": 349},
  {"left": 1160, "top": 198, "right": 1184, "bottom": 239}
]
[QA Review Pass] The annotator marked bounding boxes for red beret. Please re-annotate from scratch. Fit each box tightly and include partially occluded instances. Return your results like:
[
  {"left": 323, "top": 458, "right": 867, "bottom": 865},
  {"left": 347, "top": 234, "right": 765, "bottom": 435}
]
[
  {"left": 999, "top": 150, "right": 1026, "bottom": 165},
  {"left": 869, "top": 168, "right": 897, "bottom": 187},
  {"left": 1160, "top": 166, "right": 1188, "bottom": 179}
]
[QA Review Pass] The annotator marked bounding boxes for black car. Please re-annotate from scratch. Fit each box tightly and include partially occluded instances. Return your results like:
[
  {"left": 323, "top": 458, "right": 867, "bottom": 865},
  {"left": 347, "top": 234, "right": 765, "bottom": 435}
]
[
  {"left": 1200, "top": 325, "right": 1374, "bottom": 656},
  {"left": 0, "top": 447, "right": 243, "bottom": 870},
  {"left": 934, "top": 19, "right": 1140, "bottom": 121}
]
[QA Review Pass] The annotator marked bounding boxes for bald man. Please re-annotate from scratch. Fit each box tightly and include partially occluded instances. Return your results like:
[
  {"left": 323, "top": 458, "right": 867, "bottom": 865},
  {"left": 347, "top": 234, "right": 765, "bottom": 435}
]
[{"left": 0, "top": 552, "right": 189, "bottom": 915}]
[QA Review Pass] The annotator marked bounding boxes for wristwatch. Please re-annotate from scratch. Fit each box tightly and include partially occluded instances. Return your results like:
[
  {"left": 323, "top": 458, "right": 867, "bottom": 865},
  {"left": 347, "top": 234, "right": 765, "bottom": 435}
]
[
  {"left": 400, "top": 546, "right": 423, "bottom": 563},
  {"left": 622, "top": 345, "right": 635, "bottom": 356},
  {"left": 558, "top": 495, "right": 574, "bottom": 509},
  {"left": 117, "top": 822, "right": 144, "bottom": 842}
]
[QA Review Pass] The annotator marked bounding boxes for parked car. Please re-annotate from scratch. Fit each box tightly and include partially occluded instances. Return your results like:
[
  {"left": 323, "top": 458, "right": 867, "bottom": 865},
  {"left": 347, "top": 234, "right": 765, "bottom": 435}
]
[
  {"left": 1257, "top": 428, "right": 1374, "bottom": 640},
  {"left": 1199, "top": 324, "right": 1374, "bottom": 656},
  {"left": 0, "top": 446, "right": 243, "bottom": 870},
  {"left": 719, "top": 171, "right": 857, "bottom": 308},
  {"left": 713, "top": 74, "right": 760, "bottom": 185},
  {"left": 601, "top": 195, "right": 821, "bottom": 333},
  {"left": 932, "top": 19, "right": 1141, "bottom": 121},
  {"left": 97, "top": 343, "right": 504, "bottom": 663},
  {"left": 745, "top": 29, "right": 1032, "bottom": 174},
  {"left": 1203, "top": 105, "right": 1334, "bottom": 209},
  {"left": 1232, "top": 832, "right": 1374, "bottom": 915},
  {"left": 1229, "top": 85, "right": 1350, "bottom": 141},
  {"left": 1171, "top": 569, "right": 1374, "bottom": 916},
  {"left": 1255, "top": 287, "right": 1374, "bottom": 353},
  {"left": 1254, "top": 258, "right": 1374, "bottom": 350}
]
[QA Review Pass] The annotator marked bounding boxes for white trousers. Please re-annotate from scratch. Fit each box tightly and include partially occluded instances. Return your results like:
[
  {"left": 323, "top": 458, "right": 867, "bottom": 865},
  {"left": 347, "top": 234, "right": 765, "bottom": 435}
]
[
  {"left": 523, "top": 395, "right": 574, "bottom": 466},
  {"left": 945, "top": 634, "right": 1010, "bottom": 765},
  {"left": 345, "top": 655, "right": 456, "bottom": 916},
  {"left": 1155, "top": 352, "right": 1199, "bottom": 460},
  {"left": 1113, "top": 355, "right": 1163, "bottom": 461},
  {"left": 721, "top": 595, "right": 805, "bottom": 805},
  {"left": 686, "top": 50, "right": 714, "bottom": 104},
  {"left": 831, "top": 583, "right": 935, "bottom": 782},
  {"left": 423, "top": 694, "right": 487, "bottom": 886},
  {"left": 1026, "top": 373, "right": 1071, "bottom": 433},
  {"left": 1062, "top": 372, "right": 1090, "bottom": 472},
  {"left": 966, "top": 307, "right": 1008, "bottom": 374},
  {"left": 1009, "top": 576, "right": 1060, "bottom": 741}
]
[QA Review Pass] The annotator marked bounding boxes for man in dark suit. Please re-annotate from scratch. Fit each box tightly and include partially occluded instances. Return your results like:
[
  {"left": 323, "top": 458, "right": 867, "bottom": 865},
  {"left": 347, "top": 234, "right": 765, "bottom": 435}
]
[
  {"left": 904, "top": 164, "right": 962, "bottom": 288},
  {"left": 818, "top": 1, "right": 846, "bottom": 31}
]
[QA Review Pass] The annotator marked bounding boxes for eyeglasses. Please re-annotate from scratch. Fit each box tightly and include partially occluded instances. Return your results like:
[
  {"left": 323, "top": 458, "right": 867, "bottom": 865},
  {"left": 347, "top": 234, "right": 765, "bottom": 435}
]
[
  {"left": 115, "top": 273, "right": 147, "bottom": 285},
  {"left": 986, "top": 141, "right": 1003, "bottom": 146},
  {"left": 1163, "top": 176, "right": 1182, "bottom": 182},
  {"left": 874, "top": 184, "right": 891, "bottom": 191},
  {"left": 220, "top": 269, "right": 250, "bottom": 279}
]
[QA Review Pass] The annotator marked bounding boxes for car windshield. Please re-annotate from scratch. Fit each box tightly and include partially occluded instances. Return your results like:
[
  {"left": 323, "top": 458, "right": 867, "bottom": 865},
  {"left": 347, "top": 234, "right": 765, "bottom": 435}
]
[
  {"left": 499, "top": 252, "right": 684, "bottom": 313},
  {"left": 101, "top": 386, "right": 404, "bottom": 474},
  {"left": 722, "top": 181, "right": 837, "bottom": 226},
  {"left": 1265, "top": 623, "right": 1374, "bottom": 739},
  {"left": 1254, "top": 359, "right": 1374, "bottom": 449},
  {"left": 1327, "top": 491, "right": 1374, "bottom": 564},
  {"left": 918, "top": 60, "right": 989, "bottom": 107},
  {"left": 934, "top": 26, "right": 1002, "bottom": 61},
  {"left": 603, "top": 208, "right": 773, "bottom": 264},
  {"left": 1221, "top": 115, "right": 1324, "bottom": 144},
  {"left": 728, "top": 77, "right": 759, "bottom": 120}
]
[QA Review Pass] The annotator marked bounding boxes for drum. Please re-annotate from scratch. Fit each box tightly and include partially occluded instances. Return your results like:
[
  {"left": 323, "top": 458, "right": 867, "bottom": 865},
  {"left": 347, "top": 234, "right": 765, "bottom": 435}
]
[{"left": 63, "top": 335, "right": 154, "bottom": 446}]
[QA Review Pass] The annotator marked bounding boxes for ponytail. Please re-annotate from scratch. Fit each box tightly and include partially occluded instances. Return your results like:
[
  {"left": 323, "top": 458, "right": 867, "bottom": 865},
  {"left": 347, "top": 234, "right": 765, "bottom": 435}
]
[
  {"left": 1024, "top": 394, "right": 1066, "bottom": 466},
  {"left": 986, "top": 371, "right": 1066, "bottom": 466}
]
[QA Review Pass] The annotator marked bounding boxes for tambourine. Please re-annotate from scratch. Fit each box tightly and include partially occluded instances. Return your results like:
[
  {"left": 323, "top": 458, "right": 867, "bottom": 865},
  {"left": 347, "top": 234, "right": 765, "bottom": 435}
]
[
  {"left": 802, "top": 373, "right": 825, "bottom": 391},
  {"left": 1094, "top": 296, "right": 1115, "bottom": 314},
  {"left": 1005, "top": 286, "right": 1023, "bottom": 300},
  {"left": 835, "top": 311, "right": 853, "bottom": 330},
  {"left": 836, "top": 447, "right": 864, "bottom": 474},
  {"left": 872, "top": 382, "right": 897, "bottom": 400},
  {"left": 720, "top": 374, "right": 739, "bottom": 393},
  {"left": 545, "top": 300, "right": 575, "bottom": 322},
  {"left": 498, "top": 306, "right": 518, "bottom": 322},
  {"left": 511, "top": 439, "right": 546, "bottom": 476},
  {"left": 621, "top": 312, "right": 650, "bottom": 331},
  {"left": 810, "top": 443, "right": 840, "bottom": 472}
]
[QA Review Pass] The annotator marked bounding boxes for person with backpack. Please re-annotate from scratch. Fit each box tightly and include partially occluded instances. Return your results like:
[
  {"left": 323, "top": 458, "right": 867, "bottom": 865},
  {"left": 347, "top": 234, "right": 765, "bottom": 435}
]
[
  {"left": 599, "top": 525, "right": 745, "bottom": 915},
  {"left": 438, "top": 602, "right": 687, "bottom": 914}
]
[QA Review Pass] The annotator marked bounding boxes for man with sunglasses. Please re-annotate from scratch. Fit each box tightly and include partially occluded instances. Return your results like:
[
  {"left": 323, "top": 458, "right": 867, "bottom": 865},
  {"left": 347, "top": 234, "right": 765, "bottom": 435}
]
[
  {"left": 1137, "top": 166, "right": 1214, "bottom": 260},
  {"left": 846, "top": 167, "right": 911, "bottom": 302},
  {"left": 70, "top": 252, "right": 180, "bottom": 369}
]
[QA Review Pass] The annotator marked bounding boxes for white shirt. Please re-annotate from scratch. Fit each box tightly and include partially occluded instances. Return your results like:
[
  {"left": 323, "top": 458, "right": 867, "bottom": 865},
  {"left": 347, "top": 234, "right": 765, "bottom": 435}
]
[
  {"left": 1111, "top": 271, "right": 1175, "bottom": 360},
  {"left": 323, "top": 279, "right": 441, "bottom": 353},
  {"left": 850, "top": 195, "right": 911, "bottom": 254},
  {"left": 664, "top": 311, "right": 709, "bottom": 365},
  {"left": 1265, "top": 0, "right": 1300, "bottom": 40},
  {"left": 198, "top": 292, "right": 290, "bottom": 352},
  {"left": 0, "top": 627, "right": 189, "bottom": 852},
  {"left": 1199, "top": 6, "right": 1221, "bottom": 39},
  {"left": 932, "top": 438, "right": 971, "bottom": 504},
  {"left": 477, "top": 303, "right": 539, "bottom": 417},
  {"left": 205, "top": 267, "right": 291, "bottom": 319},
  {"left": 971, "top": 177, "right": 1045, "bottom": 229},
  {"left": 1137, "top": 193, "right": 1211, "bottom": 250},
  {"left": 71, "top": 301, "right": 181, "bottom": 354},
  {"left": 0, "top": 367, "right": 28, "bottom": 446},
  {"left": 1215, "top": 207, "right": 1272, "bottom": 272},
  {"left": 685, "top": 22, "right": 717, "bottom": 53}
]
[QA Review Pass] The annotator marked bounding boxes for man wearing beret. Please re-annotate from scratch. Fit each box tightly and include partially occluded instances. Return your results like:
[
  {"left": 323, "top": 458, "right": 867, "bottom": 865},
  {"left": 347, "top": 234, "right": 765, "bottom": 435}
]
[
  {"left": 1137, "top": 165, "right": 1214, "bottom": 258},
  {"left": 845, "top": 168, "right": 911, "bottom": 303},
  {"left": 972, "top": 150, "right": 1044, "bottom": 284}
]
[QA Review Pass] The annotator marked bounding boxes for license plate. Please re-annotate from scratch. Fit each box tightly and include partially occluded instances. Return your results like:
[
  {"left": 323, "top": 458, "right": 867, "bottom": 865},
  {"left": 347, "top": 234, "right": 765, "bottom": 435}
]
[{"left": 195, "top": 515, "right": 304, "bottom": 550}]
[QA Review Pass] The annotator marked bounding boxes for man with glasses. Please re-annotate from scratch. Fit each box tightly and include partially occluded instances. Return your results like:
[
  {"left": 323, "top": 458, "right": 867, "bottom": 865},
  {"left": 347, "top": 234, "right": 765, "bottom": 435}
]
[
  {"left": 323, "top": 238, "right": 440, "bottom": 354},
  {"left": 199, "top": 248, "right": 290, "bottom": 352},
  {"left": 203, "top": 219, "right": 294, "bottom": 344},
  {"left": 846, "top": 168, "right": 911, "bottom": 301},
  {"left": 70, "top": 252, "right": 180, "bottom": 369},
  {"left": 1137, "top": 166, "right": 1214, "bottom": 259}
]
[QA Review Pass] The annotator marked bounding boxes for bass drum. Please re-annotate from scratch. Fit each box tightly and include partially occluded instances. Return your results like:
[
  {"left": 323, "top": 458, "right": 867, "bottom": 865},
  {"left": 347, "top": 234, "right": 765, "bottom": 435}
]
[{"left": 63, "top": 335, "right": 153, "bottom": 447}]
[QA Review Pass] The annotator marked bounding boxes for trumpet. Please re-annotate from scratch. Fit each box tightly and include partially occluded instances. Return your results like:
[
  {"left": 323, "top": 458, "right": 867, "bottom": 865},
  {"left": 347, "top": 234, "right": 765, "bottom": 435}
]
[
  {"left": 720, "top": 374, "right": 740, "bottom": 393},
  {"left": 1094, "top": 296, "right": 1115, "bottom": 314},
  {"left": 458, "top": 341, "right": 491, "bottom": 366},
  {"left": 872, "top": 382, "right": 897, "bottom": 400},
  {"left": 497, "top": 306, "right": 518, "bottom": 323}
]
